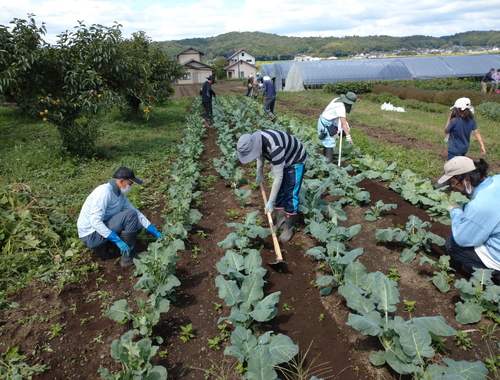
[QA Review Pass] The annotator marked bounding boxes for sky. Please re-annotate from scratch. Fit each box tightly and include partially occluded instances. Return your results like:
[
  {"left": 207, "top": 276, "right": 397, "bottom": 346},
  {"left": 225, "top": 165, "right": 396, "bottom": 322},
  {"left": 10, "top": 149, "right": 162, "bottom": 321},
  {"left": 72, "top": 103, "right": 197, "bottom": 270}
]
[{"left": 1, "top": 0, "right": 499, "bottom": 44}]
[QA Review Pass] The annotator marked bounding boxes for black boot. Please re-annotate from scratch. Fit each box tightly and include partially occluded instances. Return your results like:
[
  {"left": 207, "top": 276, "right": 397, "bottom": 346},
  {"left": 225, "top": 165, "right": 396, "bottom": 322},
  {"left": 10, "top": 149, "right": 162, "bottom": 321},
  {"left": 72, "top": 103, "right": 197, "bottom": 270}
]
[
  {"left": 94, "top": 242, "right": 116, "bottom": 260},
  {"left": 119, "top": 230, "right": 144, "bottom": 267},
  {"left": 274, "top": 209, "right": 286, "bottom": 230},
  {"left": 278, "top": 214, "right": 297, "bottom": 243},
  {"left": 323, "top": 147, "right": 334, "bottom": 163}
]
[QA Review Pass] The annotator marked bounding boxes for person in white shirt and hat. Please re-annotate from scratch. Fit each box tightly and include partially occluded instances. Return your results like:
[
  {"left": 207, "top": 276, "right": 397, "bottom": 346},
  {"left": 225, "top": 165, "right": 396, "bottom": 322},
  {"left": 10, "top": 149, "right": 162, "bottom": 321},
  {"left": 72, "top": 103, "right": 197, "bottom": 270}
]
[{"left": 317, "top": 92, "right": 357, "bottom": 163}]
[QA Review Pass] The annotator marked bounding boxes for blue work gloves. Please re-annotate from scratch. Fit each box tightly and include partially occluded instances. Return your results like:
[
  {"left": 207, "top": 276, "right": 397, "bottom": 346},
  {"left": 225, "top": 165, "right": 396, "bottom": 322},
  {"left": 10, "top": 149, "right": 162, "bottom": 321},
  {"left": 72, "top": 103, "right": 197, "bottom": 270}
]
[
  {"left": 107, "top": 231, "right": 130, "bottom": 256},
  {"left": 265, "top": 200, "right": 274, "bottom": 213},
  {"left": 146, "top": 224, "right": 163, "bottom": 239},
  {"left": 256, "top": 174, "right": 264, "bottom": 183}
]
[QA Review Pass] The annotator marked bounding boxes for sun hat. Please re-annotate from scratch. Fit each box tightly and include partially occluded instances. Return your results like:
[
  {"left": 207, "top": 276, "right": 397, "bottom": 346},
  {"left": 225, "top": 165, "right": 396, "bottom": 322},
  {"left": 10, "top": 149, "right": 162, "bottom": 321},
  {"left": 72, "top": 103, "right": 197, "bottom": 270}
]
[
  {"left": 237, "top": 131, "right": 262, "bottom": 164},
  {"left": 263, "top": 76, "right": 271, "bottom": 81},
  {"left": 340, "top": 92, "right": 357, "bottom": 105},
  {"left": 451, "top": 97, "right": 473, "bottom": 111},
  {"left": 437, "top": 156, "right": 476, "bottom": 184},
  {"left": 113, "top": 167, "right": 143, "bottom": 185}
]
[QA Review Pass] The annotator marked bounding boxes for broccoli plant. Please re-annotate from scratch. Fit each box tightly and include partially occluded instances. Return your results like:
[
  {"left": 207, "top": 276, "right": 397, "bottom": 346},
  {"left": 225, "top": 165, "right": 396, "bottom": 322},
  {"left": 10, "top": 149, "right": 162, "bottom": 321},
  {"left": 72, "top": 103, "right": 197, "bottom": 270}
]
[
  {"left": 375, "top": 215, "right": 445, "bottom": 264},
  {"left": 419, "top": 255, "right": 456, "bottom": 293},
  {"left": 365, "top": 200, "right": 397, "bottom": 221},
  {"left": 217, "top": 211, "right": 270, "bottom": 252},
  {"left": 454, "top": 268, "right": 500, "bottom": 324}
]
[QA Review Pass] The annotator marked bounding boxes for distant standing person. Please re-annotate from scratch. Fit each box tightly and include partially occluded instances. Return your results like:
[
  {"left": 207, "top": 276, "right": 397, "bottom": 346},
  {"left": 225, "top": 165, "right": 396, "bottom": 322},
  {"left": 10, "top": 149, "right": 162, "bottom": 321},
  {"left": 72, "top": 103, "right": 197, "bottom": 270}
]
[
  {"left": 444, "top": 97, "right": 486, "bottom": 160},
  {"left": 481, "top": 68, "right": 495, "bottom": 94},
  {"left": 492, "top": 69, "right": 500, "bottom": 93},
  {"left": 236, "top": 129, "right": 308, "bottom": 243},
  {"left": 245, "top": 76, "right": 254, "bottom": 97},
  {"left": 200, "top": 75, "right": 216, "bottom": 124},
  {"left": 259, "top": 76, "right": 276, "bottom": 120},
  {"left": 317, "top": 92, "right": 357, "bottom": 163}
]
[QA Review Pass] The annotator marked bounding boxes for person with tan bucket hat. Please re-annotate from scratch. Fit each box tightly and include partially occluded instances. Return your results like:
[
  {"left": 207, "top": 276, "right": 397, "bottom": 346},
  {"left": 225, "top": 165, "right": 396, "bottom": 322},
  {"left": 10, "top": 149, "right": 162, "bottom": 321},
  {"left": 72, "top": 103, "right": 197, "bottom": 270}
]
[
  {"left": 438, "top": 156, "right": 500, "bottom": 280},
  {"left": 317, "top": 92, "right": 357, "bottom": 163}
]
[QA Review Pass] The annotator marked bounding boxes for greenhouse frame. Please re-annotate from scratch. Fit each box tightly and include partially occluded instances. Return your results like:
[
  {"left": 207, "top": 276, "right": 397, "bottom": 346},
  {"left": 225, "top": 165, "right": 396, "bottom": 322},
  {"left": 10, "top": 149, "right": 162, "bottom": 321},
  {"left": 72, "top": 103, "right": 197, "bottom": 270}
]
[{"left": 259, "top": 54, "right": 500, "bottom": 92}]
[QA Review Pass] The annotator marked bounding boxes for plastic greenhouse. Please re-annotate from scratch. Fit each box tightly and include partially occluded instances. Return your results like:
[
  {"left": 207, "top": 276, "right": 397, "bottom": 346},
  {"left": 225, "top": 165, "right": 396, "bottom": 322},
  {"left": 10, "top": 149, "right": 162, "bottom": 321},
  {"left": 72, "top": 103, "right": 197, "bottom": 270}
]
[{"left": 270, "top": 54, "right": 500, "bottom": 92}]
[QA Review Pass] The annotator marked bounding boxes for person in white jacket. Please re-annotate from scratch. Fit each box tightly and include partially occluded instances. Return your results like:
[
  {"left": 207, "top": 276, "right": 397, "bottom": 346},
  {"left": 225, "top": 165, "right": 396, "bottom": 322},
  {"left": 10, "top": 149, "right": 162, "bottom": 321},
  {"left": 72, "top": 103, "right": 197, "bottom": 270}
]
[{"left": 77, "top": 167, "right": 163, "bottom": 267}]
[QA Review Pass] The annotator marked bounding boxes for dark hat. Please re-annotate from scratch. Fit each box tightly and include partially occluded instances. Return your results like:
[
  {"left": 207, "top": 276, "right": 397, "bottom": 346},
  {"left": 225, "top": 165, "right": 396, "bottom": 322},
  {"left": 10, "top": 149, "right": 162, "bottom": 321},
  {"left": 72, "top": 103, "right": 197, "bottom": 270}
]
[
  {"left": 340, "top": 92, "right": 357, "bottom": 105},
  {"left": 207, "top": 75, "right": 216, "bottom": 81},
  {"left": 237, "top": 131, "right": 262, "bottom": 164},
  {"left": 112, "top": 167, "right": 143, "bottom": 185}
]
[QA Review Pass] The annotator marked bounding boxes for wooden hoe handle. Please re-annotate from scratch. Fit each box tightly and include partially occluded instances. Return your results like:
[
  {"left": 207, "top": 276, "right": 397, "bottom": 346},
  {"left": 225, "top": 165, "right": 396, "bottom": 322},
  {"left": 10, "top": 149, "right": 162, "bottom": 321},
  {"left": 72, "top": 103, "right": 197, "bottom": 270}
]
[{"left": 259, "top": 182, "right": 284, "bottom": 261}]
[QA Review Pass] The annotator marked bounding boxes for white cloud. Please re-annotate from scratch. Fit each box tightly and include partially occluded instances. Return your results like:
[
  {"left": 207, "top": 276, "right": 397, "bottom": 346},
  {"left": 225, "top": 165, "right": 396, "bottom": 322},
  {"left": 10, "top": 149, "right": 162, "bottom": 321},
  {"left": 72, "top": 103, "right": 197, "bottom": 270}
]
[{"left": 0, "top": 0, "right": 498, "bottom": 44}]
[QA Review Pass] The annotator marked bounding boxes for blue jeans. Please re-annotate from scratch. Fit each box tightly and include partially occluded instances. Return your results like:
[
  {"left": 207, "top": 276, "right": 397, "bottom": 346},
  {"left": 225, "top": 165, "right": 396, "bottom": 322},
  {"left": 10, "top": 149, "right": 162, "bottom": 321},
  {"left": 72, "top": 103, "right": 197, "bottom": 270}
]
[
  {"left": 81, "top": 209, "right": 142, "bottom": 249},
  {"left": 275, "top": 163, "right": 305, "bottom": 215}
]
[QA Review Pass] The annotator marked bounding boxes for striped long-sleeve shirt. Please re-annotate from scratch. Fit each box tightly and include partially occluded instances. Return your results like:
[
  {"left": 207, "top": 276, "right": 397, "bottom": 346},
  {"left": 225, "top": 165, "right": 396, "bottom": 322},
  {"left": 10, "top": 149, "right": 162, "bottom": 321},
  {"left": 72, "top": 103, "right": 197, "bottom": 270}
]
[{"left": 260, "top": 129, "right": 307, "bottom": 169}]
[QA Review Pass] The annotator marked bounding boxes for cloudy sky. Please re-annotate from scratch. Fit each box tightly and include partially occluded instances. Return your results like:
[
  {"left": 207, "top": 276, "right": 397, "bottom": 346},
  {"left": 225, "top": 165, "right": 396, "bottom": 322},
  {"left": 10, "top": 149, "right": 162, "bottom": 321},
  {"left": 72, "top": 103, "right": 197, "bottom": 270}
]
[{"left": 1, "top": 0, "right": 498, "bottom": 43}]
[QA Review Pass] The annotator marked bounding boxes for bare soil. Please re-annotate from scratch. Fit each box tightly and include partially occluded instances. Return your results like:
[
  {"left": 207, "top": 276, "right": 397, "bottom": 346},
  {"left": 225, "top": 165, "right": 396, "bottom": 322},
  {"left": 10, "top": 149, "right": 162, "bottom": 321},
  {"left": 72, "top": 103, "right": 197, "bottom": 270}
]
[{"left": 1, "top": 82, "right": 499, "bottom": 380}]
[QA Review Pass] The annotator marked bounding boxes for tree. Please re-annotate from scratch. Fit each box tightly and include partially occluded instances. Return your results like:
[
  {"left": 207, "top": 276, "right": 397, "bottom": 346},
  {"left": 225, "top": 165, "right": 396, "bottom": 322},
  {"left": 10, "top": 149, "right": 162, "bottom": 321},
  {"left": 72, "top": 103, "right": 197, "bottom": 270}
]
[
  {"left": 212, "top": 56, "right": 228, "bottom": 80},
  {"left": 0, "top": 15, "right": 185, "bottom": 156}
]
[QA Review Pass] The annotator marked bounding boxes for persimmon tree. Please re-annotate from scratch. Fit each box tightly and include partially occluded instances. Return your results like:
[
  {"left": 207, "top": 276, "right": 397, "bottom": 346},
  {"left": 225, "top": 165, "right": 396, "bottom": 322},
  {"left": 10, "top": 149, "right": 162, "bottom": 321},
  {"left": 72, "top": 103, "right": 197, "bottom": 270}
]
[{"left": 0, "top": 14, "right": 184, "bottom": 156}]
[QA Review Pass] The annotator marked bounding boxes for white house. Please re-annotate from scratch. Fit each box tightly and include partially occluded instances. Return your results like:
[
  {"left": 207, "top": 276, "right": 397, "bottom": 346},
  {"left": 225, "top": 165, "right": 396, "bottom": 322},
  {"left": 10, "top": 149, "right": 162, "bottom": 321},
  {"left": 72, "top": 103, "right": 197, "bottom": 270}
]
[
  {"left": 174, "top": 47, "right": 214, "bottom": 84},
  {"left": 224, "top": 49, "right": 258, "bottom": 79}
]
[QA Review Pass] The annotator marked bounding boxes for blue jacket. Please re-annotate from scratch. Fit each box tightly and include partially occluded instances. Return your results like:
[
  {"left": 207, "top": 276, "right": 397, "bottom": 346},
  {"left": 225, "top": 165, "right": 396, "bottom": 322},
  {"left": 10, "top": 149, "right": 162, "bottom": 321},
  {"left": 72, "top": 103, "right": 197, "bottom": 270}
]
[{"left": 450, "top": 175, "right": 500, "bottom": 262}]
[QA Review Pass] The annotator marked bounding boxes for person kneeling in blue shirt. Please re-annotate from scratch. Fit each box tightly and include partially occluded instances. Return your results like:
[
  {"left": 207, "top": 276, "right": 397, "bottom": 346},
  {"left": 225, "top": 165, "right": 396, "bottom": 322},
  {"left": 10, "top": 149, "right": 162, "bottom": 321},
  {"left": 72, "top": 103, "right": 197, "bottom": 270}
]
[
  {"left": 77, "top": 167, "right": 163, "bottom": 267},
  {"left": 438, "top": 157, "right": 500, "bottom": 280}
]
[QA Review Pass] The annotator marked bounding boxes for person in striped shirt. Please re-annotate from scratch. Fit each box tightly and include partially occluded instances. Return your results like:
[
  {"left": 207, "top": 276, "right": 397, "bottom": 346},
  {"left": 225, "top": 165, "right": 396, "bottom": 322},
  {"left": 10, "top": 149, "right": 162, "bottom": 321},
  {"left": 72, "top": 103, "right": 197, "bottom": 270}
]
[{"left": 237, "top": 129, "right": 308, "bottom": 242}]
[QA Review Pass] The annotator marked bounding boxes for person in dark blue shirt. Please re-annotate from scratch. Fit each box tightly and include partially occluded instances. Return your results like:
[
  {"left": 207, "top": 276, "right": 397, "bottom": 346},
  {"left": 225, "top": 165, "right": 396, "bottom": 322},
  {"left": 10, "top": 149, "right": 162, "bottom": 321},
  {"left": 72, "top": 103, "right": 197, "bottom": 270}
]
[{"left": 259, "top": 76, "right": 277, "bottom": 120}]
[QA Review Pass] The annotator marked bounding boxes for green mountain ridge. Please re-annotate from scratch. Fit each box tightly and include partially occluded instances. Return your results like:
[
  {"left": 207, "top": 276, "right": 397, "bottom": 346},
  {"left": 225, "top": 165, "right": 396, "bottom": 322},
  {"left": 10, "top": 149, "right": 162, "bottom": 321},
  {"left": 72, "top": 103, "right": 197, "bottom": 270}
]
[{"left": 153, "top": 30, "right": 500, "bottom": 61}]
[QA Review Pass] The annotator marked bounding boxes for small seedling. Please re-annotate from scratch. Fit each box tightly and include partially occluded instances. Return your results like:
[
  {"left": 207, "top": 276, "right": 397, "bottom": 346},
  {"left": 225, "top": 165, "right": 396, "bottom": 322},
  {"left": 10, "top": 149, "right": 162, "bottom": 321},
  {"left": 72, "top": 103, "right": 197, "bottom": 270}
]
[
  {"left": 480, "top": 323, "right": 499, "bottom": 341},
  {"left": 191, "top": 245, "right": 201, "bottom": 258},
  {"left": 214, "top": 302, "right": 223, "bottom": 312},
  {"left": 197, "top": 230, "right": 207, "bottom": 239},
  {"left": 116, "top": 275, "right": 123, "bottom": 282},
  {"left": 454, "top": 331, "right": 474, "bottom": 350},
  {"left": 158, "top": 349, "right": 168, "bottom": 358},
  {"left": 282, "top": 303, "right": 291, "bottom": 311},
  {"left": 318, "top": 313, "right": 325, "bottom": 321},
  {"left": 226, "top": 209, "right": 240, "bottom": 220},
  {"left": 46, "top": 323, "right": 64, "bottom": 340},
  {"left": 69, "top": 303, "right": 77, "bottom": 315},
  {"left": 387, "top": 268, "right": 401, "bottom": 281},
  {"left": 179, "top": 324, "right": 195, "bottom": 342},
  {"left": 404, "top": 300, "right": 417, "bottom": 312}
]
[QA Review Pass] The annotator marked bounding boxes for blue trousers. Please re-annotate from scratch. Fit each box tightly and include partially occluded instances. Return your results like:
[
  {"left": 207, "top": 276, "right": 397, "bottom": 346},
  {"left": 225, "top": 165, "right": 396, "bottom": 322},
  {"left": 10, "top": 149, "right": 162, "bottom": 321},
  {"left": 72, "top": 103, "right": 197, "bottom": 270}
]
[
  {"left": 445, "top": 235, "right": 499, "bottom": 275},
  {"left": 81, "top": 209, "right": 141, "bottom": 249},
  {"left": 275, "top": 163, "right": 305, "bottom": 215}
]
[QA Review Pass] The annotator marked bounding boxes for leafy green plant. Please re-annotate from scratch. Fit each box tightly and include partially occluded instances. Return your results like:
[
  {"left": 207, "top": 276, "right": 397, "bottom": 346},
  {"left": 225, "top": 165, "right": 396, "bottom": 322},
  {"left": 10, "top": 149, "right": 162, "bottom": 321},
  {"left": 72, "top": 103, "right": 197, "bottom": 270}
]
[
  {"left": 387, "top": 268, "right": 401, "bottom": 281},
  {"left": 453, "top": 268, "right": 500, "bottom": 324},
  {"left": 179, "top": 324, "right": 196, "bottom": 342},
  {"left": 365, "top": 200, "right": 397, "bottom": 221},
  {"left": 217, "top": 211, "right": 270, "bottom": 252},
  {"left": 224, "top": 326, "right": 298, "bottom": 380},
  {"left": 404, "top": 300, "right": 417, "bottom": 312},
  {"left": 226, "top": 209, "right": 240, "bottom": 220},
  {"left": 419, "top": 255, "right": 456, "bottom": 292},
  {"left": 207, "top": 324, "right": 231, "bottom": 350},
  {"left": 375, "top": 215, "right": 445, "bottom": 263},
  {"left": 98, "top": 330, "right": 167, "bottom": 379},
  {"left": 276, "top": 342, "right": 335, "bottom": 380},
  {"left": 234, "top": 188, "right": 252, "bottom": 208},
  {"left": 318, "top": 314, "right": 325, "bottom": 321},
  {"left": 215, "top": 249, "right": 280, "bottom": 329},
  {"left": 454, "top": 331, "right": 474, "bottom": 351},
  {"left": 0, "top": 346, "right": 50, "bottom": 379},
  {"left": 46, "top": 323, "right": 65, "bottom": 340},
  {"left": 351, "top": 155, "right": 398, "bottom": 181},
  {"left": 338, "top": 271, "right": 486, "bottom": 377},
  {"left": 282, "top": 303, "right": 291, "bottom": 311}
]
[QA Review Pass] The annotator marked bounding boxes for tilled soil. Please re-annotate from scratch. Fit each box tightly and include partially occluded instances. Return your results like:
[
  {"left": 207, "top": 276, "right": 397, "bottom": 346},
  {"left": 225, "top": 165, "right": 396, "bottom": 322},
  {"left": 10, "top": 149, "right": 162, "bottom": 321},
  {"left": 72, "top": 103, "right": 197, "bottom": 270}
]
[{"left": 1, "top": 83, "right": 498, "bottom": 380}]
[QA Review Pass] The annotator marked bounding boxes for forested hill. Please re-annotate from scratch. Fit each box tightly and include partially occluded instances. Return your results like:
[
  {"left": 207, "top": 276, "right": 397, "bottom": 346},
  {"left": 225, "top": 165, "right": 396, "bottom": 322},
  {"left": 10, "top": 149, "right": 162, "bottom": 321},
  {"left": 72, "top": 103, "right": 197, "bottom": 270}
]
[{"left": 154, "top": 30, "right": 500, "bottom": 61}]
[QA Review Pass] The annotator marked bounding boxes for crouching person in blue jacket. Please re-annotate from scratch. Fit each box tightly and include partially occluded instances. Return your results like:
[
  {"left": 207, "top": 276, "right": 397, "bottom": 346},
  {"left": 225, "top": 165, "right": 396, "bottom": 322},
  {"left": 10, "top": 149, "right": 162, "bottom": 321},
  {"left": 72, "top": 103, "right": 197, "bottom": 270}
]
[
  {"left": 77, "top": 167, "right": 163, "bottom": 267},
  {"left": 438, "top": 157, "right": 500, "bottom": 280}
]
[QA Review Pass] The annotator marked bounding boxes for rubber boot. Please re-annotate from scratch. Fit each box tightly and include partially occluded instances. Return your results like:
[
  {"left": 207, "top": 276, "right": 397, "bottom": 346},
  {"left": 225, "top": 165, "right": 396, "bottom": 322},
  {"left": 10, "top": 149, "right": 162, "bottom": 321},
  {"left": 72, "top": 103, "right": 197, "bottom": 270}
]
[
  {"left": 268, "top": 112, "right": 276, "bottom": 121},
  {"left": 323, "top": 147, "right": 334, "bottom": 163},
  {"left": 274, "top": 208, "right": 286, "bottom": 230},
  {"left": 94, "top": 242, "right": 116, "bottom": 260},
  {"left": 489, "top": 88, "right": 493, "bottom": 95},
  {"left": 119, "top": 230, "right": 144, "bottom": 267},
  {"left": 278, "top": 214, "right": 297, "bottom": 243}
]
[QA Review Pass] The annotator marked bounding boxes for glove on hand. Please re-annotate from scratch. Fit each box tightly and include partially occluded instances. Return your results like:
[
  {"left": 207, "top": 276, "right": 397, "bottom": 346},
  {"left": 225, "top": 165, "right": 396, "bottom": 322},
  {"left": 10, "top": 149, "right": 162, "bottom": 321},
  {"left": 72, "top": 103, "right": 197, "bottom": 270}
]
[
  {"left": 255, "top": 174, "right": 264, "bottom": 183},
  {"left": 346, "top": 135, "right": 353, "bottom": 144},
  {"left": 265, "top": 200, "right": 274, "bottom": 213},
  {"left": 446, "top": 202, "right": 462, "bottom": 212},
  {"left": 146, "top": 224, "right": 163, "bottom": 239},
  {"left": 108, "top": 231, "right": 131, "bottom": 256}
]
